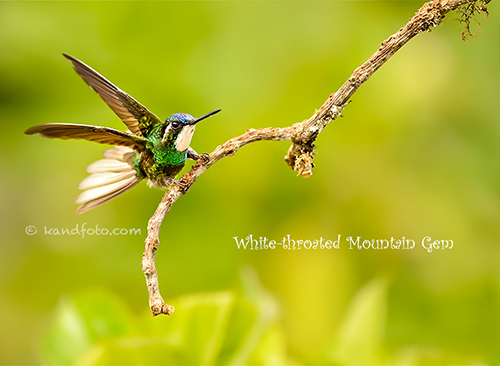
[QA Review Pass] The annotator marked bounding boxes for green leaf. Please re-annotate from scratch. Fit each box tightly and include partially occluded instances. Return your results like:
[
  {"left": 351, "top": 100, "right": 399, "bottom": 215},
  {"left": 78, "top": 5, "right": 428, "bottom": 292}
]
[
  {"left": 41, "top": 297, "right": 92, "bottom": 365},
  {"left": 71, "top": 289, "right": 133, "bottom": 341},
  {"left": 85, "top": 291, "right": 236, "bottom": 365},
  {"left": 246, "top": 324, "right": 288, "bottom": 366},
  {"left": 41, "top": 290, "right": 134, "bottom": 365},
  {"left": 76, "top": 337, "right": 181, "bottom": 365},
  {"left": 221, "top": 267, "right": 283, "bottom": 366},
  {"left": 175, "top": 291, "right": 236, "bottom": 365},
  {"left": 326, "top": 278, "right": 388, "bottom": 365},
  {"left": 40, "top": 270, "right": 288, "bottom": 365}
]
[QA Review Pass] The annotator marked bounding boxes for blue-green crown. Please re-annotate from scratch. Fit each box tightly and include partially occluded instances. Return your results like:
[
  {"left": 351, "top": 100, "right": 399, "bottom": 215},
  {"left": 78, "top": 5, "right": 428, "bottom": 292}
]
[{"left": 166, "top": 113, "right": 195, "bottom": 125}]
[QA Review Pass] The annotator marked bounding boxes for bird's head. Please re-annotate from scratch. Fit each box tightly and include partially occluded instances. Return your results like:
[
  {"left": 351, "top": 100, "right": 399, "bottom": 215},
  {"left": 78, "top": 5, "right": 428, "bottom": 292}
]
[{"left": 163, "top": 109, "right": 221, "bottom": 152}]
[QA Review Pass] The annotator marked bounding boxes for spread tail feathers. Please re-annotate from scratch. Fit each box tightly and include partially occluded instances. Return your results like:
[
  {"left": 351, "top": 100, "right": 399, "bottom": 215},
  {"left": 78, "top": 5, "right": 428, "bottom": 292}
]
[{"left": 76, "top": 146, "right": 140, "bottom": 213}]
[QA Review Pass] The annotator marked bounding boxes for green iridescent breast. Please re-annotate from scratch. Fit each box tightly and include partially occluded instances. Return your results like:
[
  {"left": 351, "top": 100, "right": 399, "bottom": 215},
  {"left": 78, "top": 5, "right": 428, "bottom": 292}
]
[{"left": 131, "top": 133, "right": 187, "bottom": 185}]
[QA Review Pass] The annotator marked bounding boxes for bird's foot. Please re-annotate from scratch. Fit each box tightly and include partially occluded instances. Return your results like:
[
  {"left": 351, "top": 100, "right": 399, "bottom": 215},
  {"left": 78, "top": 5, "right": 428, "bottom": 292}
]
[
  {"left": 174, "top": 177, "right": 191, "bottom": 194},
  {"left": 163, "top": 177, "right": 175, "bottom": 187},
  {"left": 199, "top": 152, "right": 210, "bottom": 164}
]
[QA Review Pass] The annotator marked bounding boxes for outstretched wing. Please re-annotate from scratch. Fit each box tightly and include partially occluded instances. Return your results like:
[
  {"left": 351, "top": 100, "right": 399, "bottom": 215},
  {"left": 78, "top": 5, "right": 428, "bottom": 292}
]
[
  {"left": 63, "top": 54, "right": 162, "bottom": 138},
  {"left": 25, "top": 123, "right": 147, "bottom": 151}
]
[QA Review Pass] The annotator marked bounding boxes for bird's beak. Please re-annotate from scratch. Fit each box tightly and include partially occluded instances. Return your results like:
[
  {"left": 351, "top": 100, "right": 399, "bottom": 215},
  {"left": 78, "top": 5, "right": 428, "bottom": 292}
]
[
  {"left": 188, "top": 109, "right": 222, "bottom": 125},
  {"left": 175, "top": 109, "right": 221, "bottom": 152}
]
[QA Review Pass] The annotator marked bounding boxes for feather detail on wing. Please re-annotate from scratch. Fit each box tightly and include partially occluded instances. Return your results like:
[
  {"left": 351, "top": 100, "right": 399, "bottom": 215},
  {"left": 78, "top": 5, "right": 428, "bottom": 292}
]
[
  {"left": 63, "top": 54, "right": 162, "bottom": 137},
  {"left": 75, "top": 146, "right": 141, "bottom": 213},
  {"left": 24, "top": 123, "right": 146, "bottom": 151}
]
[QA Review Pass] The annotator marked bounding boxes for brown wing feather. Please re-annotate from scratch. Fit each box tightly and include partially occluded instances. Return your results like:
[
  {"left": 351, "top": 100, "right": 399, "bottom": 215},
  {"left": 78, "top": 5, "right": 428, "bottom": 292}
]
[
  {"left": 25, "top": 123, "right": 147, "bottom": 151},
  {"left": 63, "top": 54, "right": 162, "bottom": 137}
]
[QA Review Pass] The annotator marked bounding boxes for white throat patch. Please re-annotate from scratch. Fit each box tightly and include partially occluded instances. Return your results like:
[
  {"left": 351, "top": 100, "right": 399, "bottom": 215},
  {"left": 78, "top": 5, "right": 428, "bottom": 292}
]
[{"left": 174, "top": 124, "right": 196, "bottom": 152}]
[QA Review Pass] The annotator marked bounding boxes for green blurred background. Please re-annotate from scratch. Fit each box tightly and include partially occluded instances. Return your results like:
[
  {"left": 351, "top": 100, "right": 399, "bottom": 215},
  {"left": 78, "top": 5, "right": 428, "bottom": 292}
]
[{"left": 1, "top": 1, "right": 500, "bottom": 364}]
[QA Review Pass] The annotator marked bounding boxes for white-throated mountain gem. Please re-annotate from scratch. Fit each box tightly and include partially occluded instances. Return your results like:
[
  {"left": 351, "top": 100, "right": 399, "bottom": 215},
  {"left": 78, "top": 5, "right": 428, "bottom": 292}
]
[{"left": 25, "top": 54, "right": 221, "bottom": 213}]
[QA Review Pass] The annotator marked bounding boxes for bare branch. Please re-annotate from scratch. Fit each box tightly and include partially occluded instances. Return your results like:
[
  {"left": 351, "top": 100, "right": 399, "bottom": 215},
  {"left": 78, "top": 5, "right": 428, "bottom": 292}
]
[
  {"left": 142, "top": 0, "right": 491, "bottom": 316},
  {"left": 143, "top": 188, "right": 181, "bottom": 315}
]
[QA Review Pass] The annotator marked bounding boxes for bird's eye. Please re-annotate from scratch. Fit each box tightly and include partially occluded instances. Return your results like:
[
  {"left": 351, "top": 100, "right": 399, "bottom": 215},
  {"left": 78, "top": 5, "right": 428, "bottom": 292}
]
[{"left": 171, "top": 121, "right": 181, "bottom": 130}]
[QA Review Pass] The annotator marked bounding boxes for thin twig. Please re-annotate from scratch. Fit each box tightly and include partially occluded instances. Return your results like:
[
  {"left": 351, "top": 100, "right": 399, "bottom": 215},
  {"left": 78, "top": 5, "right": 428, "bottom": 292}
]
[{"left": 143, "top": 0, "right": 491, "bottom": 316}]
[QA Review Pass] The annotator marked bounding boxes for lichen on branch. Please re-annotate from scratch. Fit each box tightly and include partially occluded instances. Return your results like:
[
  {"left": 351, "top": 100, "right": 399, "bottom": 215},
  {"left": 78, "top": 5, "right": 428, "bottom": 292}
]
[{"left": 455, "top": 0, "right": 490, "bottom": 40}]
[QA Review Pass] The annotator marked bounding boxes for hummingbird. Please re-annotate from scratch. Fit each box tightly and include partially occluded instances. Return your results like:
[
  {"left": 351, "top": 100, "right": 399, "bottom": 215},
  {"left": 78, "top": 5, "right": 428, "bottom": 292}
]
[{"left": 25, "top": 54, "right": 221, "bottom": 213}]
